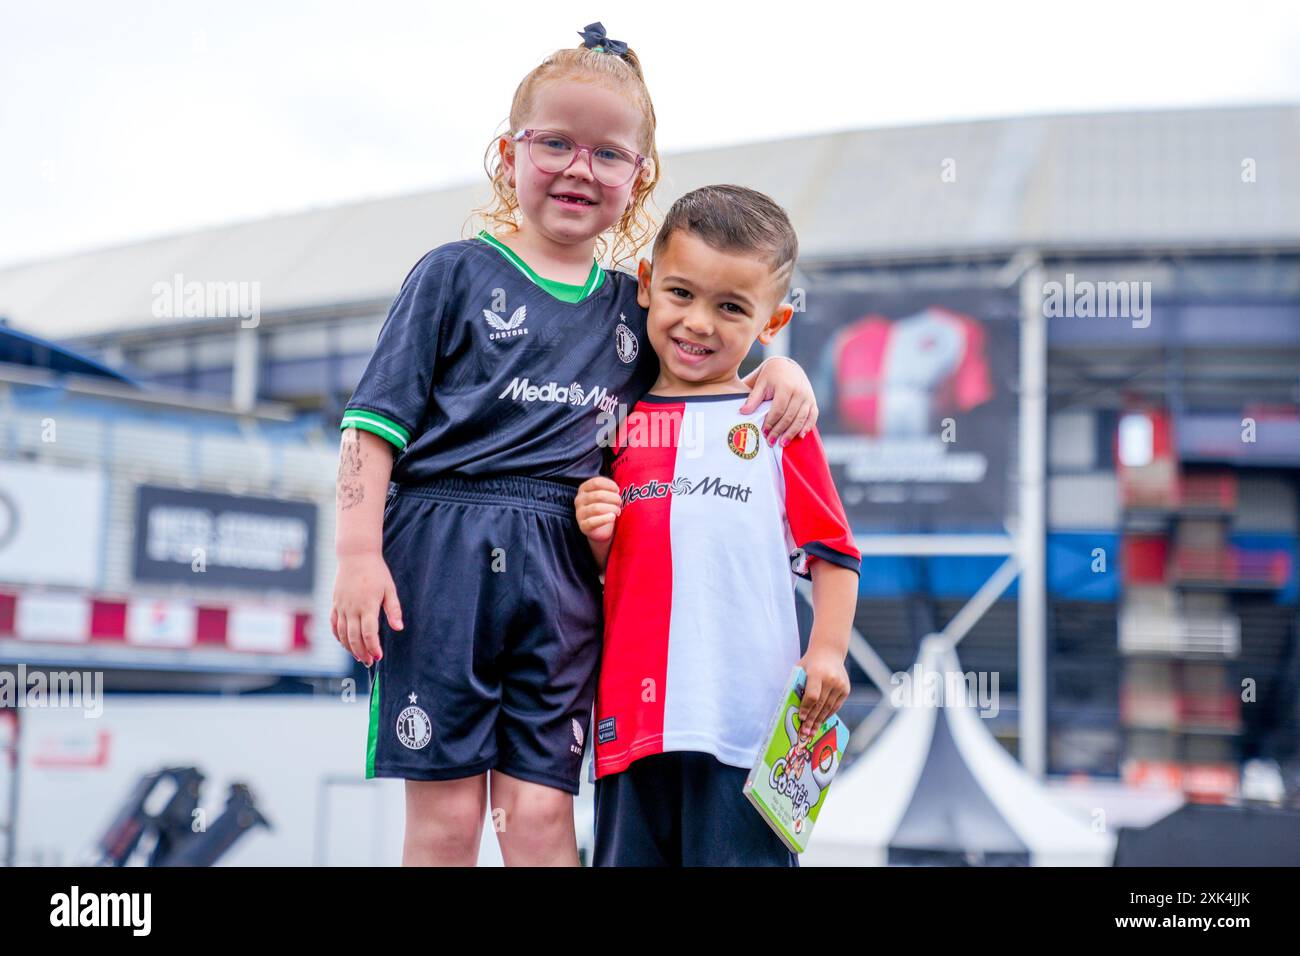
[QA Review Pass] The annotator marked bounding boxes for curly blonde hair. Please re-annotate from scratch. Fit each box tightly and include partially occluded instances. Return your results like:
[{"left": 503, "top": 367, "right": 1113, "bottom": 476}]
[{"left": 466, "top": 40, "right": 661, "bottom": 270}]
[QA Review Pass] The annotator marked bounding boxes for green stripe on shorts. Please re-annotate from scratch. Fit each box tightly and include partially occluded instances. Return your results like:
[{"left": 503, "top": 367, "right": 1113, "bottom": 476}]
[{"left": 366, "top": 671, "right": 380, "bottom": 779}]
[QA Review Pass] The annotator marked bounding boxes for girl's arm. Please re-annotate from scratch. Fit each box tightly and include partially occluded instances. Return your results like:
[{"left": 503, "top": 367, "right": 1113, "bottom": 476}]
[
  {"left": 740, "top": 356, "right": 819, "bottom": 446},
  {"left": 331, "top": 428, "right": 404, "bottom": 667}
]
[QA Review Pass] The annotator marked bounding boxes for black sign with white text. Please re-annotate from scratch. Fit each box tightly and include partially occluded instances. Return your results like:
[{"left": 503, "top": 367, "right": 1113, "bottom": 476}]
[{"left": 132, "top": 485, "right": 316, "bottom": 593}]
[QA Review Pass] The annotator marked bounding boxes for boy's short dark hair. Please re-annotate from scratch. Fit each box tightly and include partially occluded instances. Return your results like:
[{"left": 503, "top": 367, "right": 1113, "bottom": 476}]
[{"left": 651, "top": 185, "right": 799, "bottom": 302}]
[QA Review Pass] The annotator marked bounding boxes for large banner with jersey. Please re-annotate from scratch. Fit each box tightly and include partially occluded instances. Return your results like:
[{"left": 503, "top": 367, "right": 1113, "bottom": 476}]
[{"left": 790, "top": 281, "right": 1020, "bottom": 531}]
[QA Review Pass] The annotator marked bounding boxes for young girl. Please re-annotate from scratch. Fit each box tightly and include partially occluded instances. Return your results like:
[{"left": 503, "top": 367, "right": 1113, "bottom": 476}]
[{"left": 330, "top": 22, "right": 820, "bottom": 867}]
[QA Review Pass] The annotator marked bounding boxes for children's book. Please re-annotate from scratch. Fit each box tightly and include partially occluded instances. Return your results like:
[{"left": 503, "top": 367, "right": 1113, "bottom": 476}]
[{"left": 742, "top": 665, "right": 849, "bottom": 854}]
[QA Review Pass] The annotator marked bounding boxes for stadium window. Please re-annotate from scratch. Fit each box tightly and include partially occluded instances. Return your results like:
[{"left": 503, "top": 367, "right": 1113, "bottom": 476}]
[
  {"left": 335, "top": 316, "right": 385, "bottom": 354},
  {"left": 129, "top": 341, "right": 189, "bottom": 375},
  {"left": 193, "top": 334, "right": 236, "bottom": 369},
  {"left": 262, "top": 357, "right": 330, "bottom": 401},
  {"left": 193, "top": 366, "right": 234, "bottom": 396},
  {"left": 266, "top": 323, "right": 331, "bottom": 360},
  {"left": 336, "top": 352, "right": 371, "bottom": 393},
  {"left": 256, "top": 322, "right": 333, "bottom": 404}
]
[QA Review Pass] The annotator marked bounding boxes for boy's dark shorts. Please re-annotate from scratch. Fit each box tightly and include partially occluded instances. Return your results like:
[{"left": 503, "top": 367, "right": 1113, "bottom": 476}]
[
  {"left": 593, "top": 751, "right": 799, "bottom": 866},
  {"left": 364, "top": 475, "right": 602, "bottom": 795}
]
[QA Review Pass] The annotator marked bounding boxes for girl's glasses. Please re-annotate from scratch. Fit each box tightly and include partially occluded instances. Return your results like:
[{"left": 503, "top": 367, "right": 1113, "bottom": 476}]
[{"left": 512, "top": 129, "right": 646, "bottom": 189}]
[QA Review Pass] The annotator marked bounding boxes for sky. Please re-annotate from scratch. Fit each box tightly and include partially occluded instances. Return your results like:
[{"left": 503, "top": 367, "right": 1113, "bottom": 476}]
[{"left": 2, "top": 0, "right": 1299, "bottom": 267}]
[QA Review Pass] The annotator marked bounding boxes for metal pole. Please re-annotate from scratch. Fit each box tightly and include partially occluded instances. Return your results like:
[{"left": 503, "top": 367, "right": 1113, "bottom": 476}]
[
  {"left": 943, "top": 555, "right": 1021, "bottom": 649},
  {"left": 232, "top": 324, "right": 260, "bottom": 413},
  {"left": 3, "top": 707, "right": 20, "bottom": 867},
  {"left": 1018, "top": 259, "right": 1048, "bottom": 778}
]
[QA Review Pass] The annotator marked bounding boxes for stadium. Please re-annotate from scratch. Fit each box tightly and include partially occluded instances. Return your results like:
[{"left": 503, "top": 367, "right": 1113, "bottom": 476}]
[{"left": 1, "top": 103, "right": 1298, "bottom": 866}]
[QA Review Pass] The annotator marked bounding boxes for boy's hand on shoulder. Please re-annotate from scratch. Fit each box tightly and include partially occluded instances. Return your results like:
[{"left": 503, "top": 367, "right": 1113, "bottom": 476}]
[
  {"left": 575, "top": 476, "right": 621, "bottom": 542},
  {"left": 796, "top": 644, "right": 850, "bottom": 737}
]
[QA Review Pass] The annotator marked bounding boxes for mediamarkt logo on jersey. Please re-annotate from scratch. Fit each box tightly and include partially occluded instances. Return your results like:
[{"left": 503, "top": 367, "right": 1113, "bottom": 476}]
[
  {"left": 621, "top": 475, "right": 754, "bottom": 504},
  {"left": 497, "top": 377, "right": 621, "bottom": 415}
]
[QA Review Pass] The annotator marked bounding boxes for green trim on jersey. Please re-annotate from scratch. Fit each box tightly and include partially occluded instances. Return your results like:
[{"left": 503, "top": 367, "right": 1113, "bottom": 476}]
[
  {"left": 476, "top": 230, "right": 606, "bottom": 303},
  {"left": 340, "top": 409, "right": 410, "bottom": 450},
  {"left": 366, "top": 672, "right": 380, "bottom": 779}
]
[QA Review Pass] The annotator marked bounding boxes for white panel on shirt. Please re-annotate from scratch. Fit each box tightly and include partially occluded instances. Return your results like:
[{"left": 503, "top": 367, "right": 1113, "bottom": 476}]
[{"left": 661, "top": 397, "right": 802, "bottom": 769}]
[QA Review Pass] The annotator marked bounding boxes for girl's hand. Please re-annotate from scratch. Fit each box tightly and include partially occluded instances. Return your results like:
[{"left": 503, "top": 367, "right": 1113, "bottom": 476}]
[
  {"left": 740, "top": 357, "right": 819, "bottom": 446},
  {"left": 575, "top": 476, "right": 621, "bottom": 542},
  {"left": 331, "top": 551, "right": 403, "bottom": 667},
  {"left": 796, "top": 644, "right": 850, "bottom": 736}
]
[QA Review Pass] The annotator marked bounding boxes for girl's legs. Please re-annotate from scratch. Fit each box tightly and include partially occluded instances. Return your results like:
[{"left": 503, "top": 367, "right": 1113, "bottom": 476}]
[
  {"left": 489, "top": 769, "right": 580, "bottom": 866},
  {"left": 403, "top": 773, "right": 488, "bottom": 866}
]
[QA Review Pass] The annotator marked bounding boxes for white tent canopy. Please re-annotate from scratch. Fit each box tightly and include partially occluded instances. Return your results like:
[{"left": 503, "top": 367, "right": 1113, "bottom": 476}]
[{"left": 804, "top": 636, "right": 1116, "bottom": 866}]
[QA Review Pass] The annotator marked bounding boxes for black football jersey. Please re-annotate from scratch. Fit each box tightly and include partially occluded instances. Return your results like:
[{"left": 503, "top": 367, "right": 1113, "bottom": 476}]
[{"left": 341, "top": 231, "right": 659, "bottom": 484}]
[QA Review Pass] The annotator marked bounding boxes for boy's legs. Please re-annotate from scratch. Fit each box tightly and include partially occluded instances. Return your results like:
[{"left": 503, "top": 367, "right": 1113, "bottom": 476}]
[
  {"left": 403, "top": 774, "right": 488, "bottom": 866},
  {"left": 678, "top": 752, "right": 798, "bottom": 867},
  {"left": 489, "top": 770, "right": 579, "bottom": 866},
  {"left": 593, "top": 751, "right": 798, "bottom": 866},
  {"left": 593, "top": 752, "right": 683, "bottom": 866}
]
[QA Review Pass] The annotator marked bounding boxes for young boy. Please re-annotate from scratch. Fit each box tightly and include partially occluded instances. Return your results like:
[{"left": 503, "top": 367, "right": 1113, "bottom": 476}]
[{"left": 574, "top": 185, "right": 861, "bottom": 866}]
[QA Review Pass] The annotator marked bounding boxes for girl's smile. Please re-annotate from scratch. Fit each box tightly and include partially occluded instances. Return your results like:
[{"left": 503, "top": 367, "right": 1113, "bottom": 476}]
[{"left": 550, "top": 190, "right": 600, "bottom": 209}]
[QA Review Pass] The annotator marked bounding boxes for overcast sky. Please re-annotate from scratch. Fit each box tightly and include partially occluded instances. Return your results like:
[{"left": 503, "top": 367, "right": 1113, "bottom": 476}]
[{"left": 2, "top": 1, "right": 1298, "bottom": 267}]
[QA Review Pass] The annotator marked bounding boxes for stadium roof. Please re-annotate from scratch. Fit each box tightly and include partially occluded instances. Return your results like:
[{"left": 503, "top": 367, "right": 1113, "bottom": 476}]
[{"left": 1, "top": 103, "right": 1297, "bottom": 341}]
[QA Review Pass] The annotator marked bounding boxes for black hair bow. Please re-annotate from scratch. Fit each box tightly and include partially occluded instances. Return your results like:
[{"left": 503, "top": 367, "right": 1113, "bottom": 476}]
[{"left": 578, "top": 22, "right": 628, "bottom": 57}]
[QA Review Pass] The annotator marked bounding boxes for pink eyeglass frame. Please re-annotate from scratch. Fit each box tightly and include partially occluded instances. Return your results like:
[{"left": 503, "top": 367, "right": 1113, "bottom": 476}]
[{"left": 510, "top": 128, "right": 647, "bottom": 187}]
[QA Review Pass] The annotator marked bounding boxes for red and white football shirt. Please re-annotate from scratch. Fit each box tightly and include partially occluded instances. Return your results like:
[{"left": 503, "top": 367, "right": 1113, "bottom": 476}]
[{"left": 593, "top": 392, "right": 861, "bottom": 779}]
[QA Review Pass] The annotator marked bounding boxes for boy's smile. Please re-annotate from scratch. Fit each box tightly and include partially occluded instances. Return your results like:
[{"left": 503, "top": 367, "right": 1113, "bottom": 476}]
[{"left": 637, "top": 229, "right": 793, "bottom": 394}]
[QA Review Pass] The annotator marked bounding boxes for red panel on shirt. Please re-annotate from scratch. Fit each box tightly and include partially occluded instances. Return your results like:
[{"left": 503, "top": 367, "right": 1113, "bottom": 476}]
[
  {"left": 594, "top": 403, "right": 682, "bottom": 778},
  {"left": 780, "top": 426, "right": 860, "bottom": 573}
]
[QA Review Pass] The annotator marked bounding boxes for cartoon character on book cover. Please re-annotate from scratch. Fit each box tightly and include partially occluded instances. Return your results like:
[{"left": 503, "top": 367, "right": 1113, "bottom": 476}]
[
  {"left": 769, "top": 706, "right": 843, "bottom": 836},
  {"left": 745, "top": 668, "right": 850, "bottom": 852}
]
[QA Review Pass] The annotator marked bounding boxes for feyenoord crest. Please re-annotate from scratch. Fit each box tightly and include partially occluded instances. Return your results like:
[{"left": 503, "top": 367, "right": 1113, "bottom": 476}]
[
  {"left": 397, "top": 693, "right": 432, "bottom": 750},
  {"left": 614, "top": 321, "right": 638, "bottom": 363},
  {"left": 727, "top": 422, "right": 761, "bottom": 459}
]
